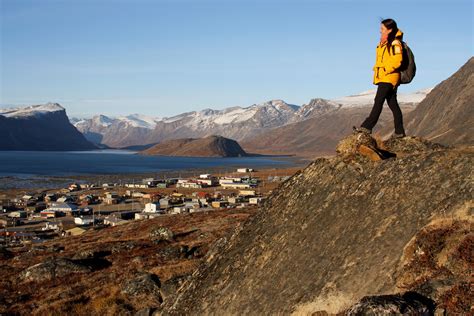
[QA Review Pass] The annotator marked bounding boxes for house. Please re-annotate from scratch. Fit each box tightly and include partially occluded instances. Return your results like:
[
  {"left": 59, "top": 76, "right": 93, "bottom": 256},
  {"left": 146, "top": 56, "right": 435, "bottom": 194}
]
[
  {"left": 155, "top": 182, "right": 168, "bottom": 188},
  {"left": 141, "top": 193, "right": 160, "bottom": 203},
  {"left": 184, "top": 201, "right": 200, "bottom": 210},
  {"left": 42, "top": 222, "right": 60, "bottom": 231},
  {"left": 74, "top": 216, "right": 95, "bottom": 226},
  {"left": 220, "top": 183, "right": 252, "bottom": 189},
  {"left": 0, "top": 217, "right": 21, "bottom": 227},
  {"left": 131, "top": 192, "right": 146, "bottom": 198},
  {"left": 228, "top": 197, "right": 243, "bottom": 204},
  {"left": 72, "top": 207, "right": 93, "bottom": 216},
  {"left": 194, "top": 191, "right": 209, "bottom": 199},
  {"left": 102, "top": 183, "right": 118, "bottom": 188},
  {"left": 143, "top": 202, "right": 165, "bottom": 214},
  {"left": 79, "top": 194, "right": 97, "bottom": 203},
  {"left": 44, "top": 193, "right": 57, "bottom": 203},
  {"left": 169, "top": 207, "right": 186, "bottom": 215},
  {"left": 211, "top": 201, "right": 229, "bottom": 208},
  {"left": 25, "top": 202, "right": 47, "bottom": 213},
  {"left": 21, "top": 194, "right": 35, "bottom": 203},
  {"left": 48, "top": 202, "right": 78, "bottom": 214},
  {"left": 159, "top": 198, "right": 170, "bottom": 208},
  {"left": 237, "top": 168, "right": 253, "bottom": 173},
  {"left": 40, "top": 210, "right": 64, "bottom": 218},
  {"left": 13, "top": 198, "right": 27, "bottom": 209},
  {"left": 56, "top": 196, "right": 73, "bottom": 203},
  {"left": 249, "top": 197, "right": 266, "bottom": 205},
  {"left": 143, "top": 179, "right": 168, "bottom": 188},
  {"left": 103, "top": 217, "right": 127, "bottom": 227},
  {"left": 219, "top": 178, "right": 236, "bottom": 185},
  {"left": 105, "top": 192, "right": 119, "bottom": 199},
  {"left": 177, "top": 180, "right": 203, "bottom": 189},
  {"left": 135, "top": 212, "right": 163, "bottom": 220},
  {"left": 196, "top": 177, "right": 217, "bottom": 187},
  {"left": 8, "top": 211, "right": 27, "bottom": 218},
  {"left": 103, "top": 196, "right": 119, "bottom": 205},
  {"left": 124, "top": 183, "right": 148, "bottom": 189},
  {"left": 239, "top": 190, "right": 256, "bottom": 197}
]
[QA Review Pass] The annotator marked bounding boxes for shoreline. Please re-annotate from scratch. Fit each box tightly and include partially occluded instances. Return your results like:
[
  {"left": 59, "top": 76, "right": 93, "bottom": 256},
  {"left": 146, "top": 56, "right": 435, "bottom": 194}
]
[{"left": 0, "top": 156, "right": 311, "bottom": 193}]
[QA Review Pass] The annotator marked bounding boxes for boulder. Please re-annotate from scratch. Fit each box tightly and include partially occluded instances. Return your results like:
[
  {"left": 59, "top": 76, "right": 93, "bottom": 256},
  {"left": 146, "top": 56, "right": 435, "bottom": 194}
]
[
  {"left": 336, "top": 132, "right": 393, "bottom": 161},
  {"left": 20, "top": 258, "right": 91, "bottom": 282},
  {"left": 121, "top": 272, "right": 163, "bottom": 304},
  {"left": 150, "top": 227, "right": 174, "bottom": 242},
  {"left": 345, "top": 292, "right": 435, "bottom": 315},
  {"left": 382, "top": 136, "right": 447, "bottom": 156},
  {"left": 336, "top": 133, "right": 447, "bottom": 161}
]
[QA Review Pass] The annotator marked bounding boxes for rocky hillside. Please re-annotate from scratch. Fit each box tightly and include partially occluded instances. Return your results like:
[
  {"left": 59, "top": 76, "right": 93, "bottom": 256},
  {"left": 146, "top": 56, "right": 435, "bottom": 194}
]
[
  {"left": 389, "top": 57, "right": 473, "bottom": 145},
  {"left": 139, "top": 135, "right": 248, "bottom": 157},
  {"left": 163, "top": 136, "right": 473, "bottom": 314},
  {"left": 0, "top": 208, "right": 256, "bottom": 315},
  {"left": 0, "top": 103, "right": 97, "bottom": 151}
]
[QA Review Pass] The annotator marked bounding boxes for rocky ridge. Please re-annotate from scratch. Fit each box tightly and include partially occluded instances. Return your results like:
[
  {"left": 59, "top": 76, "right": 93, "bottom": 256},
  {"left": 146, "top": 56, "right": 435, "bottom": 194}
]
[{"left": 162, "top": 134, "right": 473, "bottom": 315}]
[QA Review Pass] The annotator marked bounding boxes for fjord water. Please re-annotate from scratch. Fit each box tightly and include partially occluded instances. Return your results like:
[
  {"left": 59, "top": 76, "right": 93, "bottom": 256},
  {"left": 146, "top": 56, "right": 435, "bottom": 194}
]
[{"left": 0, "top": 150, "right": 291, "bottom": 177}]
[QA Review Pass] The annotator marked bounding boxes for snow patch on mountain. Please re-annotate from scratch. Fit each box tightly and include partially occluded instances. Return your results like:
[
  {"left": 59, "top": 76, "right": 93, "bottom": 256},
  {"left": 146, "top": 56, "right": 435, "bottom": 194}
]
[
  {"left": 117, "top": 114, "right": 162, "bottom": 129},
  {"left": 331, "top": 87, "right": 432, "bottom": 107},
  {"left": 0, "top": 103, "right": 65, "bottom": 118}
]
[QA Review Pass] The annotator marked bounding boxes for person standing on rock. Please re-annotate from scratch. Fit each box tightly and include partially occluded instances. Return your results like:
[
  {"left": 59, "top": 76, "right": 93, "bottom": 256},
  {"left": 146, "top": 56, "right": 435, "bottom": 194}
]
[{"left": 355, "top": 18, "right": 406, "bottom": 139}]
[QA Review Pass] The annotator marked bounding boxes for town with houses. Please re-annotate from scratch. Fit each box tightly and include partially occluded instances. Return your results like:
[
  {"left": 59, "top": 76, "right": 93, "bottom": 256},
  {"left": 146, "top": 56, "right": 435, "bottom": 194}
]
[{"left": 0, "top": 168, "right": 292, "bottom": 247}]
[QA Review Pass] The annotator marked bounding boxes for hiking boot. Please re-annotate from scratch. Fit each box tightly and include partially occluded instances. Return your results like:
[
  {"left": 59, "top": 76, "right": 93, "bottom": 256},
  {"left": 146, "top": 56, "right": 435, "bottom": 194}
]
[
  {"left": 352, "top": 126, "right": 372, "bottom": 134},
  {"left": 389, "top": 132, "right": 406, "bottom": 139}
]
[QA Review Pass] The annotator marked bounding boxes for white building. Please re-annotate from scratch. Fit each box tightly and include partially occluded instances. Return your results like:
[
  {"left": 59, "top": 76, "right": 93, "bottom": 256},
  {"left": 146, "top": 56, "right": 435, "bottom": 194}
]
[
  {"left": 237, "top": 168, "right": 253, "bottom": 173},
  {"left": 170, "top": 207, "right": 186, "bottom": 214},
  {"left": 49, "top": 202, "right": 78, "bottom": 213},
  {"left": 74, "top": 217, "right": 95, "bottom": 226},
  {"left": 249, "top": 197, "right": 265, "bottom": 205},
  {"left": 104, "top": 217, "right": 127, "bottom": 227},
  {"left": 221, "top": 183, "right": 252, "bottom": 189},
  {"left": 143, "top": 202, "right": 164, "bottom": 213}
]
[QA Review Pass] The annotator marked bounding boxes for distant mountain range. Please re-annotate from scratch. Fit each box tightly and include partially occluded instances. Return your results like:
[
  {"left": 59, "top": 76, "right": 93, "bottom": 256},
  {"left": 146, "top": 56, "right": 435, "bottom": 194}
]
[
  {"left": 71, "top": 89, "right": 431, "bottom": 149},
  {"left": 4, "top": 83, "right": 457, "bottom": 155},
  {"left": 139, "top": 135, "right": 248, "bottom": 157},
  {"left": 0, "top": 103, "right": 97, "bottom": 151}
]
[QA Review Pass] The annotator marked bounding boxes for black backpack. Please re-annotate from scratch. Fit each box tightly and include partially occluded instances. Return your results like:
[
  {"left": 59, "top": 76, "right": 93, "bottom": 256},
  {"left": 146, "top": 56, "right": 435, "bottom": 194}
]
[{"left": 399, "top": 41, "right": 416, "bottom": 84}]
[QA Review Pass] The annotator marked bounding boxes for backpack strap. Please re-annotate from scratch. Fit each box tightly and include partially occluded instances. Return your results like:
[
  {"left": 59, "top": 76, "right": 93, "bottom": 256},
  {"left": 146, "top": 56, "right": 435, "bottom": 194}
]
[{"left": 390, "top": 39, "right": 403, "bottom": 55}]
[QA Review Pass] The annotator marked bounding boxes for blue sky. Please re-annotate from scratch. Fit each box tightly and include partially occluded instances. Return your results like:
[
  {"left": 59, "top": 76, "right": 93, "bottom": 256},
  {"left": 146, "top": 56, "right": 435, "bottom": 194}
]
[{"left": 1, "top": 0, "right": 473, "bottom": 118}]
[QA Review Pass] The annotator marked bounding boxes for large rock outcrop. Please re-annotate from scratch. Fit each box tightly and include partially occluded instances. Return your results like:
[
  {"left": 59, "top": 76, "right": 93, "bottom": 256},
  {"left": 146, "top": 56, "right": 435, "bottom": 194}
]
[
  {"left": 163, "top": 136, "right": 473, "bottom": 315},
  {"left": 0, "top": 103, "right": 97, "bottom": 151},
  {"left": 383, "top": 57, "right": 474, "bottom": 145}
]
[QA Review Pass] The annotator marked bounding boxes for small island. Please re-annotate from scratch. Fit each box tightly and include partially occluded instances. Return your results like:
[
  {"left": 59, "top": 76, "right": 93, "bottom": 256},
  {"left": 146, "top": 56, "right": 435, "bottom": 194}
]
[{"left": 139, "top": 135, "right": 249, "bottom": 157}]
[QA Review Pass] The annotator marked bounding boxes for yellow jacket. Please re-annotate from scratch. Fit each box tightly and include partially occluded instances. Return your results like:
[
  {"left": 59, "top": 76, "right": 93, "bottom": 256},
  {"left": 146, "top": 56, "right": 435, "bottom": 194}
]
[{"left": 373, "top": 29, "right": 404, "bottom": 87}]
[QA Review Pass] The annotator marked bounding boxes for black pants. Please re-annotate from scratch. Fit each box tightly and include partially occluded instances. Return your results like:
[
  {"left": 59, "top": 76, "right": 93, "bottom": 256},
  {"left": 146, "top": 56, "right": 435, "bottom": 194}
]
[{"left": 361, "top": 82, "right": 405, "bottom": 134}]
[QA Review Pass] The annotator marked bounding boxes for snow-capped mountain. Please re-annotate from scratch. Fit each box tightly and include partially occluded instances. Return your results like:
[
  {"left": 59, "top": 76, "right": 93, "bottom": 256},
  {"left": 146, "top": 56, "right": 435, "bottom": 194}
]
[
  {"left": 72, "top": 88, "right": 431, "bottom": 148},
  {"left": 72, "top": 99, "right": 334, "bottom": 148},
  {"left": 331, "top": 88, "right": 433, "bottom": 107},
  {"left": 0, "top": 103, "right": 97, "bottom": 151},
  {"left": 0, "top": 103, "right": 65, "bottom": 118}
]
